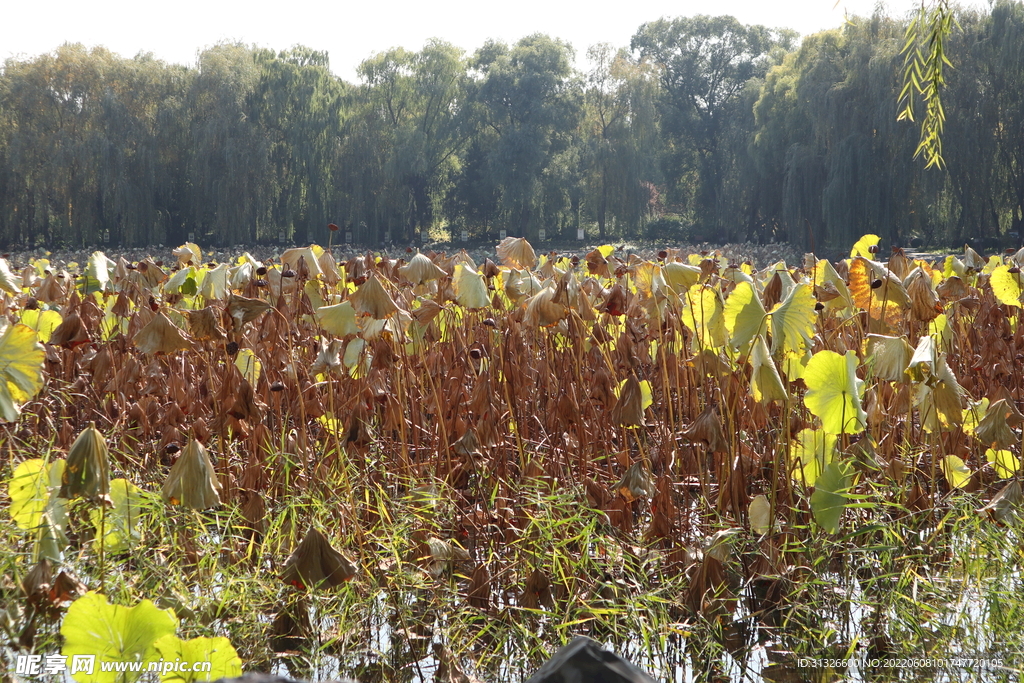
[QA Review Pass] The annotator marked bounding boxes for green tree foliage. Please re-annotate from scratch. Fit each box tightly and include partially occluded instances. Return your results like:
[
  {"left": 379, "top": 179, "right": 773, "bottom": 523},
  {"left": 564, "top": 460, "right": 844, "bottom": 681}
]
[{"left": 2, "top": 4, "right": 1024, "bottom": 251}]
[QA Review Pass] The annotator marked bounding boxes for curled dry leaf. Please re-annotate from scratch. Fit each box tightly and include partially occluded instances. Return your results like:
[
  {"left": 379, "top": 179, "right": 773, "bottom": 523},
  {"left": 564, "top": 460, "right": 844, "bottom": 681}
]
[
  {"left": 904, "top": 267, "right": 942, "bottom": 322},
  {"left": 133, "top": 312, "right": 190, "bottom": 355},
  {"left": 398, "top": 253, "right": 446, "bottom": 285},
  {"left": 975, "top": 399, "right": 1024, "bottom": 450},
  {"left": 187, "top": 307, "right": 226, "bottom": 342},
  {"left": 281, "top": 526, "right": 357, "bottom": 589},
  {"left": 496, "top": 237, "right": 537, "bottom": 270},
  {"left": 227, "top": 294, "right": 273, "bottom": 331},
  {"left": 162, "top": 438, "right": 222, "bottom": 510},
  {"left": 610, "top": 376, "right": 646, "bottom": 427},
  {"left": 59, "top": 422, "right": 111, "bottom": 504},
  {"left": 49, "top": 313, "right": 90, "bottom": 348},
  {"left": 616, "top": 461, "right": 655, "bottom": 502},
  {"left": 683, "top": 405, "right": 730, "bottom": 453},
  {"left": 351, "top": 274, "right": 400, "bottom": 319}
]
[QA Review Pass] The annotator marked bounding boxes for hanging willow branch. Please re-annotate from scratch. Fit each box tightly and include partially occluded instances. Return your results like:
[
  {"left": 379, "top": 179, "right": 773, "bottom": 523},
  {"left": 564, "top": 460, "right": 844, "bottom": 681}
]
[{"left": 898, "top": 0, "right": 955, "bottom": 169}]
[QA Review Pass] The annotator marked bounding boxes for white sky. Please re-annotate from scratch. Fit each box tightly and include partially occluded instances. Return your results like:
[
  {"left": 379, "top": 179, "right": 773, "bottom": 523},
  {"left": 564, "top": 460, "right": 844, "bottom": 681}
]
[{"left": 1, "top": 0, "right": 981, "bottom": 82}]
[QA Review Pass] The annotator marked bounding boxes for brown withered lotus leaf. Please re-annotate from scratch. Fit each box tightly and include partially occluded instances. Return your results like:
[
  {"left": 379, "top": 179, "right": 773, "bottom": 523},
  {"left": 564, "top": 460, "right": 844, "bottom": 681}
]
[
  {"left": 398, "top": 253, "right": 446, "bottom": 285},
  {"left": 524, "top": 286, "right": 567, "bottom": 327},
  {"left": 610, "top": 375, "right": 646, "bottom": 427},
  {"left": 521, "top": 567, "right": 554, "bottom": 610},
  {"left": 863, "top": 334, "right": 914, "bottom": 382},
  {"left": 162, "top": 438, "right": 222, "bottom": 510},
  {"left": 134, "top": 258, "right": 168, "bottom": 289},
  {"left": 133, "top": 312, "right": 190, "bottom": 355},
  {"left": 110, "top": 291, "right": 133, "bottom": 319},
  {"left": 226, "top": 294, "right": 272, "bottom": 331},
  {"left": 936, "top": 275, "right": 968, "bottom": 300},
  {"left": 49, "top": 312, "right": 90, "bottom": 348},
  {"left": 411, "top": 530, "right": 472, "bottom": 578},
  {"left": 963, "top": 244, "right": 986, "bottom": 271},
  {"left": 59, "top": 423, "right": 111, "bottom": 503},
  {"left": 228, "top": 378, "right": 263, "bottom": 422},
  {"left": 21, "top": 558, "right": 53, "bottom": 606},
  {"left": 48, "top": 568, "right": 87, "bottom": 605},
  {"left": 888, "top": 249, "right": 912, "bottom": 279},
  {"left": 467, "top": 563, "right": 492, "bottom": 610},
  {"left": 683, "top": 405, "right": 730, "bottom": 453},
  {"left": 187, "top": 306, "right": 226, "bottom": 341},
  {"left": 904, "top": 267, "right": 942, "bottom": 322},
  {"left": 482, "top": 258, "right": 501, "bottom": 279},
  {"left": 282, "top": 526, "right": 358, "bottom": 589},
  {"left": 616, "top": 461, "right": 655, "bottom": 502},
  {"left": 351, "top": 274, "right": 400, "bottom": 319},
  {"left": 317, "top": 249, "right": 341, "bottom": 285},
  {"left": 814, "top": 281, "right": 842, "bottom": 302},
  {"left": 585, "top": 248, "right": 612, "bottom": 278},
  {"left": 979, "top": 479, "right": 1023, "bottom": 524},
  {"left": 975, "top": 399, "right": 1023, "bottom": 449},
  {"left": 599, "top": 283, "right": 628, "bottom": 316},
  {"left": 173, "top": 243, "right": 200, "bottom": 266},
  {"left": 411, "top": 299, "right": 443, "bottom": 325},
  {"left": 35, "top": 272, "right": 70, "bottom": 303}
]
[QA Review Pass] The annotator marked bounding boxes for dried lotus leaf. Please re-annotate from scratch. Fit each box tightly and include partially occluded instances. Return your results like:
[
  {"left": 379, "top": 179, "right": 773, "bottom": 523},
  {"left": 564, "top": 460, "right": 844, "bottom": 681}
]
[
  {"left": 187, "top": 307, "right": 226, "bottom": 341},
  {"left": 398, "top": 253, "right": 446, "bottom": 285},
  {"left": 227, "top": 294, "right": 272, "bottom": 330},
  {"left": 161, "top": 438, "right": 222, "bottom": 510},
  {"left": 350, "top": 275, "right": 400, "bottom": 319},
  {"left": 496, "top": 237, "right": 537, "bottom": 270},
  {"left": 281, "top": 526, "right": 357, "bottom": 589},
  {"left": 616, "top": 461, "right": 654, "bottom": 502},
  {"left": 133, "top": 312, "right": 190, "bottom": 355},
  {"left": 59, "top": 422, "right": 111, "bottom": 503}
]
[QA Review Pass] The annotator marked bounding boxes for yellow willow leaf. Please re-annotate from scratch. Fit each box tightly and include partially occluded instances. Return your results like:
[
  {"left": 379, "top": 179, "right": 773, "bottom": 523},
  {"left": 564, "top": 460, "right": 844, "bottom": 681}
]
[
  {"left": 769, "top": 283, "right": 817, "bottom": 356},
  {"left": 863, "top": 334, "right": 914, "bottom": 382},
  {"left": 453, "top": 264, "right": 490, "bottom": 309},
  {"left": 790, "top": 428, "right": 837, "bottom": 487},
  {"left": 724, "top": 280, "right": 767, "bottom": 351},
  {"left": 850, "top": 234, "right": 880, "bottom": 259},
  {"left": 749, "top": 335, "right": 787, "bottom": 404},
  {"left": 235, "top": 348, "right": 262, "bottom": 386},
  {"left": 0, "top": 323, "right": 46, "bottom": 422},
  {"left": 990, "top": 265, "right": 1024, "bottom": 307},
  {"left": 19, "top": 309, "right": 62, "bottom": 344},
  {"left": 316, "top": 301, "right": 359, "bottom": 337},
  {"left": 803, "top": 350, "right": 866, "bottom": 435},
  {"left": 987, "top": 448, "right": 1020, "bottom": 479},
  {"left": 940, "top": 455, "right": 972, "bottom": 489},
  {"left": 682, "top": 284, "right": 726, "bottom": 350}
]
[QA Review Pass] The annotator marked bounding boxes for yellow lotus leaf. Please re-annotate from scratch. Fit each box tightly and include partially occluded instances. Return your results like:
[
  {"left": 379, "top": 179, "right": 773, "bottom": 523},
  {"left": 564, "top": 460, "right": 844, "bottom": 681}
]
[
  {"left": 811, "top": 258, "right": 854, "bottom": 311},
  {"left": 850, "top": 234, "right": 880, "bottom": 259},
  {"left": 848, "top": 257, "right": 909, "bottom": 326},
  {"left": 724, "top": 280, "right": 766, "bottom": 351},
  {"left": 748, "top": 494, "right": 772, "bottom": 535},
  {"left": 803, "top": 350, "right": 866, "bottom": 435},
  {"left": 986, "top": 448, "right": 1021, "bottom": 479},
  {"left": 990, "top": 265, "right": 1024, "bottom": 307},
  {"left": 199, "top": 263, "right": 229, "bottom": 300},
  {"left": 0, "top": 323, "right": 46, "bottom": 422},
  {"left": 133, "top": 312, "right": 190, "bottom": 355},
  {"left": 769, "top": 282, "right": 817, "bottom": 356},
  {"left": 0, "top": 258, "right": 21, "bottom": 295},
  {"left": 682, "top": 284, "right": 726, "bottom": 350},
  {"left": 662, "top": 262, "right": 702, "bottom": 294},
  {"left": 790, "top": 428, "right": 837, "bottom": 486},
  {"left": 749, "top": 335, "right": 787, "bottom": 404},
  {"left": 940, "top": 455, "right": 972, "bottom": 489},
  {"left": 19, "top": 309, "right": 62, "bottom": 344}
]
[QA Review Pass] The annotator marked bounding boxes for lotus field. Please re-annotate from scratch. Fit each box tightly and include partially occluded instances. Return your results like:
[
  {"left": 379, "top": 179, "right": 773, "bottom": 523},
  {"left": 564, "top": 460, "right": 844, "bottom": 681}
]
[{"left": 2, "top": 234, "right": 1023, "bottom": 681}]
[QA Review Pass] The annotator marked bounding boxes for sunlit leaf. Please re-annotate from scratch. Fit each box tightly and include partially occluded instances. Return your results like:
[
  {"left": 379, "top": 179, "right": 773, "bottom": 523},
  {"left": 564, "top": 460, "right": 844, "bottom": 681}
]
[
  {"left": 749, "top": 335, "right": 787, "bottom": 403},
  {"left": 89, "top": 478, "right": 146, "bottom": 553},
  {"left": 940, "top": 454, "right": 972, "bottom": 489},
  {"left": 790, "top": 428, "right": 837, "bottom": 486},
  {"left": 850, "top": 234, "right": 880, "bottom": 259},
  {"left": 803, "top": 350, "right": 866, "bottom": 435},
  {"left": 810, "top": 460, "right": 852, "bottom": 533},
  {"left": 235, "top": 348, "right": 262, "bottom": 386},
  {"left": 0, "top": 323, "right": 46, "bottom": 422},
  {"left": 749, "top": 494, "right": 772, "bottom": 535},
  {"left": 61, "top": 592, "right": 177, "bottom": 683},
  {"left": 769, "top": 283, "right": 817, "bottom": 356},
  {"left": 152, "top": 635, "right": 242, "bottom": 683},
  {"left": 724, "top": 281, "right": 766, "bottom": 351},
  {"left": 986, "top": 448, "right": 1020, "bottom": 479},
  {"left": 990, "top": 265, "right": 1024, "bottom": 307}
]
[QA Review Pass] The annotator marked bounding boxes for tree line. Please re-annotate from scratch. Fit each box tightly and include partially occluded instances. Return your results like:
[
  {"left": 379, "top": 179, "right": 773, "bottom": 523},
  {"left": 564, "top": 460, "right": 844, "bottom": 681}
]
[{"left": 2, "top": 2, "right": 1023, "bottom": 252}]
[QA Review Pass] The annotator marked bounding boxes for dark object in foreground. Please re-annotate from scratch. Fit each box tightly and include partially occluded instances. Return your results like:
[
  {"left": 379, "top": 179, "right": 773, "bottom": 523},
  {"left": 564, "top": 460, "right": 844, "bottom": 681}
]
[
  {"left": 525, "top": 636, "right": 659, "bottom": 683},
  {"left": 211, "top": 676, "right": 356, "bottom": 683},
  {"left": 212, "top": 636, "right": 655, "bottom": 683}
]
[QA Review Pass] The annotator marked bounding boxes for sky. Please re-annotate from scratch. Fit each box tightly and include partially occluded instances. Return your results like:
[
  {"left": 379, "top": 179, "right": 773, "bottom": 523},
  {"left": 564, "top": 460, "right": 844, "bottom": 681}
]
[{"left": 1, "top": 0, "right": 981, "bottom": 82}]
